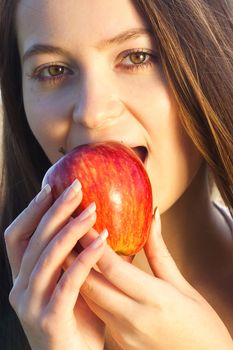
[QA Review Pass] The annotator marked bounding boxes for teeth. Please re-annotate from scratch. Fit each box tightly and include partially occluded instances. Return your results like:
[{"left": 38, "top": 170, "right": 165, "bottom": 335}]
[{"left": 132, "top": 146, "right": 148, "bottom": 163}]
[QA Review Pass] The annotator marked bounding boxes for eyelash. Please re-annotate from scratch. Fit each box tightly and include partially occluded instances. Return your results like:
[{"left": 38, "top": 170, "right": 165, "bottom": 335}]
[
  {"left": 29, "top": 64, "right": 73, "bottom": 85},
  {"left": 116, "top": 49, "right": 158, "bottom": 72},
  {"left": 30, "top": 49, "right": 158, "bottom": 85}
]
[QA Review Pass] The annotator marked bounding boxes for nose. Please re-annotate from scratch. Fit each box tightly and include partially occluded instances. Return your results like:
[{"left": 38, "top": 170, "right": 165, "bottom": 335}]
[{"left": 72, "top": 76, "right": 124, "bottom": 129}]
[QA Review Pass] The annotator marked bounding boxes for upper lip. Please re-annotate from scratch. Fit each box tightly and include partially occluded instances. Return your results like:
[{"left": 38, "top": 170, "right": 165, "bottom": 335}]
[
  {"left": 71, "top": 137, "right": 148, "bottom": 150},
  {"left": 69, "top": 137, "right": 149, "bottom": 162}
]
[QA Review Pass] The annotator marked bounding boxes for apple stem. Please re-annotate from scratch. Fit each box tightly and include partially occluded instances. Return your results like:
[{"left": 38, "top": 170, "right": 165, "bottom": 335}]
[{"left": 58, "top": 146, "right": 67, "bottom": 155}]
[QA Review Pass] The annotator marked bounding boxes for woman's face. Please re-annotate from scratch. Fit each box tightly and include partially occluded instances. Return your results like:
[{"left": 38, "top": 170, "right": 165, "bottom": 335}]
[{"left": 16, "top": 0, "right": 202, "bottom": 213}]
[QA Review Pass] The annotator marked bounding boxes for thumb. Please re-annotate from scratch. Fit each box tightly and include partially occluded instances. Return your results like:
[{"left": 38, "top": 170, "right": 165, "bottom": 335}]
[{"left": 144, "top": 208, "right": 191, "bottom": 291}]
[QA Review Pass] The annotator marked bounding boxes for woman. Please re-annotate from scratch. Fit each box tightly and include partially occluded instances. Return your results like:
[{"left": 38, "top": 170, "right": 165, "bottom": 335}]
[{"left": 0, "top": 0, "right": 232, "bottom": 349}]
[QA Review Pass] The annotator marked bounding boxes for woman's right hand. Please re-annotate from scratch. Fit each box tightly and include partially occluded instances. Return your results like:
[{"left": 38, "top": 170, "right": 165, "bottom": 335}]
[{"left": 4, "top": 179, "right": 107, "bottom": 350}]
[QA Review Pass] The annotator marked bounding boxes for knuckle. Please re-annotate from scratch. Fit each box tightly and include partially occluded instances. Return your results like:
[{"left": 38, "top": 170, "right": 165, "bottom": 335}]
[
  {"left": 38, "top": 314, "right": 54, "bottom": 335},
  {"left": 4, "top": 222, "right": 18, "bottom": 243},
  {"left": 4, "top": 200, "right": 35, "bottom": 244},
  {"left": 8, "top": 281, "right": 41, "bottom": 327},
  {"left": 8, "top": 287, "right": 18, "bottom": 309},
  {"left": 4, "top": 227, "right": 12, "bottom": 243}
]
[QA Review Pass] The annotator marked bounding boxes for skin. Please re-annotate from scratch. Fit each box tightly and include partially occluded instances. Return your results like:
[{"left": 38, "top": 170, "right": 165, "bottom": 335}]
[
  {"left": 4, "top": 0, "right": 233, "bottom": 349},
  {"left": 17, "top": 0, "right": 202, "bottom": 214}
]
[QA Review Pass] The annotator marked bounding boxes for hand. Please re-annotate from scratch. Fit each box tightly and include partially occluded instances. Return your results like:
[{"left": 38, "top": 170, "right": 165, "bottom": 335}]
[
  {"left": 79, "top": 209, "right": 233, "bottom": 350},
  {"left": 4, "top": 181, "right": 107, "bottom": 350}
]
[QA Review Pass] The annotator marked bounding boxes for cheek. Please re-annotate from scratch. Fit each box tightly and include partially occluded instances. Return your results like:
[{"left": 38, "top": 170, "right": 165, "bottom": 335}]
[
  {"left": 149, "top": 113, "right": 203, "bottom": 212},
  {"left": 120, "top": 77, "right": 202, "bottom": 211},
  {"left": 23, "top": 85, "right": 72, "bottom": 162}
]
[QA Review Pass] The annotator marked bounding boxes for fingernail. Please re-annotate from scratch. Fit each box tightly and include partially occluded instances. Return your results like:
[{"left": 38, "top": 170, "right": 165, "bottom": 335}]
[
  {"left": 63, "top": 179, "right": 82, "bottom": 201},
  {"left": 36, "top": 184, "right": 51, "bottom": 203},
  {"left": 154, "top": 207, "right": 161, "bottom": 234},
  {"left": 90, "top": 229, "right": 109, "bottom": 249},
  {"left": 77, "top": 202, "right": 96, "bottom": 222}
]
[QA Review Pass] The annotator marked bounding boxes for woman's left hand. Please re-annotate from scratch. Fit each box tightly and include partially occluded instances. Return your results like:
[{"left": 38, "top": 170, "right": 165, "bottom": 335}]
[{"left": 77, "top": 210, "right": 233, "bottom": 350}]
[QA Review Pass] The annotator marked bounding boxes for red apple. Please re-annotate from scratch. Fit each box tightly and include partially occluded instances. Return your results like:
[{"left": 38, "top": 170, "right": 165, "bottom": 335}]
[{"left": 42, "top": 141, "right": 153, "bottom": 256}]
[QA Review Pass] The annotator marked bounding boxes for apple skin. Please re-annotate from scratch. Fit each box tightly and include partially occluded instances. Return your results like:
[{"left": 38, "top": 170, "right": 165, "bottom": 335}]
[{"left": 42, "top": 141, "right": 153, "bottom": 256}]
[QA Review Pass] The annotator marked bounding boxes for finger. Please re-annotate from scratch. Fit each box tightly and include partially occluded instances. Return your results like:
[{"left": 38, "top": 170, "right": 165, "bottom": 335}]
[
  {"left": 67, "top": 230, "right": 163, "bottom": 304},
  {"left": 101, "top": 245, "right": 163, "bottom": 302},
  {"left": 47, "top": 229, "right": 108, "bottom": 313},
  {"left": 73, "top": 295, "right": 106, "bottom": 350},
  {"left": 81, "top": 267, "right": 137, "bottom": 318},
  {"left": 81, "top": 294, "right": 113, "bottom": 327},
  {"left": 4, "top": 184, "right": 53, "bottom": 280},
  {"left": 19, "top": 179, "right": 84, "bottom": 282},
  {"left": 80, "top": 229, "right": 160, "bottom": 305},
  {"left": 63, "top": 228, "right": 133, "bottom": 275},
  {"left": 144, "top": 208, "right": 194, "bottom": 292},
  {"left": 78, "top": 229, "right": 134, "bottom": 264},
  {"left": 27, "top": 210, "right": 97, "bottom": 307}
]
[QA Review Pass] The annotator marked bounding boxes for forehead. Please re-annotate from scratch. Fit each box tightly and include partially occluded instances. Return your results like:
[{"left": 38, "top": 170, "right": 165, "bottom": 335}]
[{"left": 16, "top": 0, "right": 146, "bottom": 52}]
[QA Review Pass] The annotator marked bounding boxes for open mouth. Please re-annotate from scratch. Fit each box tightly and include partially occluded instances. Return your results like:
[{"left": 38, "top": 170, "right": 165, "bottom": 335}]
[
  {"left": 66, "top": 143, "right": 149, "bottom": 164},
  {"left": 132, "top": 146, "right": 148, "bottom": 164}
]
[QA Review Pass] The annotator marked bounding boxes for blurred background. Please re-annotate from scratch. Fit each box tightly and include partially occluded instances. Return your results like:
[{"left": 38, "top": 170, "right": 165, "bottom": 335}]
[{"left": 0, "top": 94, "right": 2, "bottom": 169}]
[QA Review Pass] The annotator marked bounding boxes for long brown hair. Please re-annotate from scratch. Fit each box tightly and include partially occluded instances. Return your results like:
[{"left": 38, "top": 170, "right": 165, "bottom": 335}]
[
  {"left": 135, "top": 0, "right": 233, "bottom": 210},
  {"left": 0, "top": 0, "right": 233, "bottom": 348},
  {"left": 0, "top": 1, "right": 50, "bottom": 348}
]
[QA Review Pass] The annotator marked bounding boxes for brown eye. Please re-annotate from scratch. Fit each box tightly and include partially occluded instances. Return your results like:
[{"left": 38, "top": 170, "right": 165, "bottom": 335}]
[
  {"left": 48, "top": 66, "right": 65, "bottom": 76},
  {"left": 116, "top": 49, "right": 157, "bottom": 72},
  {"left": 129, "top": 52, "right": 147, "bottom": 64},
  {"left": 32, "top": 63, "right": 73, "bottom": 83}
]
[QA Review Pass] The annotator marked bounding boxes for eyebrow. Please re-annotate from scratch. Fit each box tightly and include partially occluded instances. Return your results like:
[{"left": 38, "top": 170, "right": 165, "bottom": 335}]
[
  {"left": 22, "top": 28, "right": 153, "bottom": 63},
  {"left": 22, "top": 45, "right": 73, "bottom": 63},
  {"left": 95, "top": 28, "right": 153, "bottom": 50}
]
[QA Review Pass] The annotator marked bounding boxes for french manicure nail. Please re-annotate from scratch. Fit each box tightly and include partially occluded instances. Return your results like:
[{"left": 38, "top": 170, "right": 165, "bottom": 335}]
[
  {"left": 90, "top": 228, "right": 109, "bottom": 249},
  {"left": 63, "top": 179, "right": 82, "bottom": 201},
  {"left": 77, "top": 202, "right": 96, "bottom": 222},
  {"left": 36, "top": 184, "right": 51, "bottom": 203},
  {"left": 154, "top": 207, "right": 161, "bottom": 234}
]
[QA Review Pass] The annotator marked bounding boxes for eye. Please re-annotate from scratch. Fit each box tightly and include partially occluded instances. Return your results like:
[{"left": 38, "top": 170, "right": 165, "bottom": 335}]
[
  {"left": 45, "top": 65, "right": 66, "bottom": 77},
  {"left": 30, "top": 63, "right": 73, "bottom": 84},
  {"left": 116, "top": 49, "right": 158, "bottom": 72},
  {"left": 126, "top": 52, "right": 149, "bottom": 65}
]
